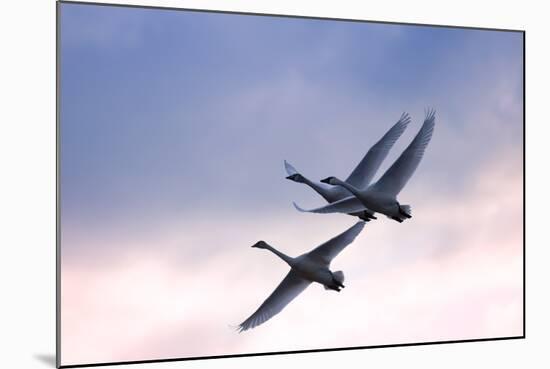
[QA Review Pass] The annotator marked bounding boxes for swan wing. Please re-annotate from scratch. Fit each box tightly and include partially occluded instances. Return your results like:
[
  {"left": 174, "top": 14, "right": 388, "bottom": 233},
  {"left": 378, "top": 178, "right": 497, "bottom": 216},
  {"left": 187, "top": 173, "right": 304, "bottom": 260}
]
[
  {"left": 238, "top": 270, "right": 310, "bottom": 332},
  {"left": 284, "top": 160, "right": 299, "bottom": 176},
  {"left": 345, "top": 113, "right": 411, "bottom": 189},
  {"left": 372, "top": 109, "right": 436, "bottom": 196},
  {"left": 309, "top": 221, "right": 365, "bottom": 264},
  {"left": 293, "top": 196, "right": 367, "bottom": 215}
]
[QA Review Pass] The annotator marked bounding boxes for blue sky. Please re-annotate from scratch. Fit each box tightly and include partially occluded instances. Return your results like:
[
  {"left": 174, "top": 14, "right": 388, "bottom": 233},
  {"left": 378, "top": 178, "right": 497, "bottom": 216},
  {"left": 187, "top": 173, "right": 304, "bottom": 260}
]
[
  {"left": 59, "top": 3, "right": 523, "bottom": 365},
  {"left": 60, "top": 3, "right": 522, "bottom": 231}
]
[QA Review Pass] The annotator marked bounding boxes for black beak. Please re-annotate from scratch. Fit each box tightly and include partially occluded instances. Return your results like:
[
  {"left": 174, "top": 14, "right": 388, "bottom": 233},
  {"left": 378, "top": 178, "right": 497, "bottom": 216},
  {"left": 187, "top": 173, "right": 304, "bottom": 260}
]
[
  {"left": 320, "top": 177, "right": 331, "bottom": 184},
  {"left": 251, "top": 241, "right": 264, "bottom": 248},
  {"left": 285, "top": 175, "right": 294, "bottom": 180}
]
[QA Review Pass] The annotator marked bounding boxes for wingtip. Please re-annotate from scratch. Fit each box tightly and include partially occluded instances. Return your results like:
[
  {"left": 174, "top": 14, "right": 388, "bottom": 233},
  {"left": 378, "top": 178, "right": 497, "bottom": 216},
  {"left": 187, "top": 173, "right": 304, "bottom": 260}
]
[
  {"left": 229, "top": 323, "right": 244, "bottom": 333},
  {"left": 292, "top": 201, "right": 307, "bottom": 212},
  {"left": 283, "top": 159, "right": 290, "bottom": 172},
  {"left": 284, "top": 160, "right": 298, "bottom": 176},
  {"left": 424, "top": 107, "right": 436, "bottom": 122},
  {"left": 400, "top": 111, "right": 412, "bottom": 125}
]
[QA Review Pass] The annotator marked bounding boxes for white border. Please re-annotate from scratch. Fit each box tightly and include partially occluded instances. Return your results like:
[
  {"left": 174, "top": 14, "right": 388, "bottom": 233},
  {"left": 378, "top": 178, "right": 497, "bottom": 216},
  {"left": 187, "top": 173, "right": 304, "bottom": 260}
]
[{"left": 1, "top": 1, "right": 547, "bottom": 368}]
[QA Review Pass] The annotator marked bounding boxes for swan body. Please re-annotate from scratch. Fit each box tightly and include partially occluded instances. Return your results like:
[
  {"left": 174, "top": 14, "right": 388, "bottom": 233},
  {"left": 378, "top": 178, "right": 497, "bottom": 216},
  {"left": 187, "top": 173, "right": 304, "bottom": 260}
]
[
  {"left": 298, "top": 109, "right": 436, "bottom": 222},
  {"left": 237, "top": 221, "right": 365, "bottom": 332},
  {"left": 285, "top": 113, "right": 411, "bottom": 221},
  {"left": 321, "top": 180, "right": 411, "bottom": 221}
]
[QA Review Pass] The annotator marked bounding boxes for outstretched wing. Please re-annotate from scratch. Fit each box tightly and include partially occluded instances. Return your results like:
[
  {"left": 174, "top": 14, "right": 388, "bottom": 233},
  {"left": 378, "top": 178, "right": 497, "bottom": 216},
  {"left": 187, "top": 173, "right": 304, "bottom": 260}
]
[
  {"left": 238, "top": 270, "right": 310, "bottom": 332},
  {"left": 372, "top": 109, "right": 436, "bottom": 196},
  {"left": 345, "top": 113, "right": 411, "bottom": 189},
  {"left": 293, "top": 196, "right": 368, "bottom": 215},
  {"left": 284, "top": 160, "right": 299, "bottom": 176},
  {"left": 308, "top": 221, "right": 365, "bottom": 264}
]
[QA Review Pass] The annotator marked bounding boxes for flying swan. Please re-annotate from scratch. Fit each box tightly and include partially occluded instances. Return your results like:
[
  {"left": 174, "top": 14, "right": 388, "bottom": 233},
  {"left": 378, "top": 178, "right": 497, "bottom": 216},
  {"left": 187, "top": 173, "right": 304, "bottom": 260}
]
[
  {"left": 285, "top": 112, "right": 411, "bottom": 221},
  {"left": 237, "top": 221, "right": 365, "bottom": 332},
  {"left": 294, "top": 109, "right": 436, "bottom": 223}
]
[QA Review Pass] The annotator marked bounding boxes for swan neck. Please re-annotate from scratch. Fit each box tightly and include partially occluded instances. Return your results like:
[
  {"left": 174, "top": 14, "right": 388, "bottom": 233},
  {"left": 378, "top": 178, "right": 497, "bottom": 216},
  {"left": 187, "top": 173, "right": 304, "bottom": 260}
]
[
  {"left": 335, "top": 180, "right": 361, "bottom": 196},
  {"left": 302, "top": 177, "right": 332, "bottom": 200},
  {"left": 264, "top": 244, "right": 294, "bottom": 266}
]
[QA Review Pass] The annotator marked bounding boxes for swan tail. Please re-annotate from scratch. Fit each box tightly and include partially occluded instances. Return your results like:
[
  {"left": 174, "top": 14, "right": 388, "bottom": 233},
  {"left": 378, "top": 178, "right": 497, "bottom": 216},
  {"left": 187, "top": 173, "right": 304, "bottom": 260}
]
[
  {"left": 324, "top": 272, "right": 345, "bottom": 290},
  {"left": 332, "top": 271, "right": 345, "bottom": 284},
  {"left": 400, "top": 205, "right": 412, "bottom": 218}
]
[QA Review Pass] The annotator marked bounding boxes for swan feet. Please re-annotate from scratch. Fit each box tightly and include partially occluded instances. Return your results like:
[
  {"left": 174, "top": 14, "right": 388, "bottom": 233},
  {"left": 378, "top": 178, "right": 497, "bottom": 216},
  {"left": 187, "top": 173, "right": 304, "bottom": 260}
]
[
  {"left": 363, "top": 211, "right": 377, "bottom": 220},
  {"left": 333, "top": 279, "right": 345, "bottom": 290},
  {"left": 359, "top": 215, "right": 371, "bottom": 222},
  {"left": 326, "top": 278, "right": 345, "bottom": 292},
  {"left": 391, "top": 216, "right": 404, "bottom": 223},
  {"left": 358, "top": 210, "right": 377, "bottom": 222}
]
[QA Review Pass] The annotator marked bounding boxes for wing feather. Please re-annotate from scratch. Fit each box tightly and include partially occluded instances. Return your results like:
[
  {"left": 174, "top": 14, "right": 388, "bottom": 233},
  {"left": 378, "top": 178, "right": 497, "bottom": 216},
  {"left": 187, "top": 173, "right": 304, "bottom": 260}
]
[
  {"left": 345, "top": 113, "right": 411, "bottom": 189},
  {"left": 284, "top": 160, "right": 298, "bottom": 176},
  {"left": 293, "top": 196, "right": 368, "bottom": 215},
  {"left": 373, "top": 109, "right": 436, "bottom": 196},
  {"left": 238, "top": 271, "right": 310, "bottom": 332},
  {"left": 308, "top": 221, "right": 365, "bottom": 264}
]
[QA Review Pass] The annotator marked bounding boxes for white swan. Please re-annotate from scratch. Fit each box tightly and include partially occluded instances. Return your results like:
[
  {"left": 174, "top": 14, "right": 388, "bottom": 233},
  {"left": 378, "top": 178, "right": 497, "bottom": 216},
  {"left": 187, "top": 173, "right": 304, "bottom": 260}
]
[
  {"left": 237, "top": 221, "right": 365, "bottom": 332},
  {"left": 296, "top": 109, "right": 436, "bottom": 222},
  {"left": 285, "top": 112, "right": 411, "bottom": 221}
]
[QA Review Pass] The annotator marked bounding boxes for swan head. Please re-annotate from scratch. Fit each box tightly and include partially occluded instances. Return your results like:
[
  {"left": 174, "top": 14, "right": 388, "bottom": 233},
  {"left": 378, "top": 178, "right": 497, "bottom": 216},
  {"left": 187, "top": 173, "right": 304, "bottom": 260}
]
[
  {"left": 251, "top": 240, "right": 269, "bottom": 249},
  {"left": 285, "top": 173, "right": 305, "bottom": 183},
  {"left": 320, "top": 176, "right": 339, "bottom": 185}
]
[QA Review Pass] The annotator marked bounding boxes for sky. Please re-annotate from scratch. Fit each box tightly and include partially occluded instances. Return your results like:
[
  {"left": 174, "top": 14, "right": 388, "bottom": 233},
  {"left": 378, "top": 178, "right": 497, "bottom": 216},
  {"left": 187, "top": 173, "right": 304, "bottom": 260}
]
[{"left": 59, "top": 3, "right": 524, "bottom": 366}]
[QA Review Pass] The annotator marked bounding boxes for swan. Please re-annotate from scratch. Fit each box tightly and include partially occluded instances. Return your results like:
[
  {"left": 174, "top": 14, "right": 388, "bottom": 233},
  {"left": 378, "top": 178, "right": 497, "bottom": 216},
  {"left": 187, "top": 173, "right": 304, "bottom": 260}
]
[
  {"left": 285, "top": 112, "right": 411, "bottom": 221},
  {"left": 237, "top": 221, "right": 365, "bottom": 332},
  {"left": 296, "top": 109, "right": 436, "bottom": 223}
]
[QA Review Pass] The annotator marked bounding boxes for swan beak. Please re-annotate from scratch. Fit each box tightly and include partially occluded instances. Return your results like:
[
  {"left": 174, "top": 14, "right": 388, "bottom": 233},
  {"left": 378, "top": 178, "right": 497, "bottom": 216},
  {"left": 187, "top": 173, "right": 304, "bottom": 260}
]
[
  {"left": 320, "top": 177, "right": 331, "bottom": 184},
  {"left": 285, "top": 175, "right": 294, "bottom": 180},
  {"left": 251, "top": 241, "right": 264, "bottom": 248}
]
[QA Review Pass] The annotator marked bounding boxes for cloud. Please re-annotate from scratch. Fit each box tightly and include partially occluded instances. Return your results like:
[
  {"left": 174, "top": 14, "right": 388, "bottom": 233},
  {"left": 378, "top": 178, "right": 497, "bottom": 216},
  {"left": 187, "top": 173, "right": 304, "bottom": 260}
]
[
  {"left": 59, "top": 5, "right": 523, "bottom": 365},
  {"left": 60, "top": 149, "right": 522, "bottom": 365}
]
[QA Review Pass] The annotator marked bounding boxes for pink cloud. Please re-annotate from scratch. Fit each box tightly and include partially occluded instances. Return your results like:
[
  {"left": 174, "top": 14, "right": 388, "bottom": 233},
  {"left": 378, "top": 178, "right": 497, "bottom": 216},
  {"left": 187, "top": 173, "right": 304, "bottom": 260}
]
[{"left": 60, "top": 150, "right": 522, "bottom": 365}]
